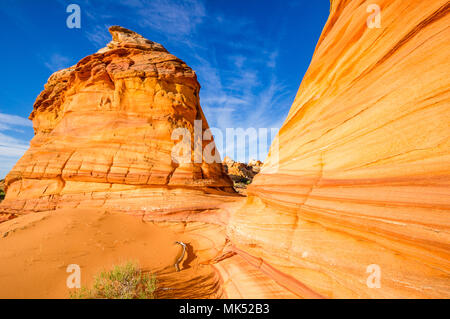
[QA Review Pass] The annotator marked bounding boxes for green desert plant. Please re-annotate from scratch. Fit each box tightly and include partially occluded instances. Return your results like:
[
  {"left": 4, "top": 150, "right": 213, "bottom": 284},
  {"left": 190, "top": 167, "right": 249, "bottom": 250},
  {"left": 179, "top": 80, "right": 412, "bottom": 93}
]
[
  {"left": 70, "top": 261, "right": 156, "bottom": 299},
  {"left": 0, "top": 179, "right": 4, "bottom": 201}
]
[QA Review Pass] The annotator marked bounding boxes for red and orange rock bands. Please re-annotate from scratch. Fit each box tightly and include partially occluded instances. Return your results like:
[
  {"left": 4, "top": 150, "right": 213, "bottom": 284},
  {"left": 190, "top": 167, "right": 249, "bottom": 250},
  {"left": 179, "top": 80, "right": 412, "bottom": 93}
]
[
  {"left": 0, "top": 26, "right": 233, "bottom": 218},
  {"left": 1, "top": 1, "right": 449, "bottom": 298}
]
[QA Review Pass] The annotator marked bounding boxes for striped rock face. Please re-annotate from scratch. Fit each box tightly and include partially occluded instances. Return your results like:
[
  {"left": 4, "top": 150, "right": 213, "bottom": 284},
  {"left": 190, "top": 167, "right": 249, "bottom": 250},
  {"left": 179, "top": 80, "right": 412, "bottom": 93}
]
[
  {"left": 0, "top": 1, "right": 449, "bottom": 300},
  {"left": 0, "top": 26, "right": 233, "bottom": 218},
  {"left": 228, "top": 0, "right": 450, "bottom": 298}
]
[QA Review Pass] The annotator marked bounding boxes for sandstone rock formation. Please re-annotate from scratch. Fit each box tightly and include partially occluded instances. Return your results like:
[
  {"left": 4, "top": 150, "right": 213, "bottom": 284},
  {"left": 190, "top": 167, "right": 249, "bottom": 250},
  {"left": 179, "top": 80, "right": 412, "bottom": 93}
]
[
  {"left": 0, "top": 26, "right": 233, "bottom": 218},
  {"left": 1, "top": 0, "right": 449, "bottom": 299},
  {"left": 248, "top": 159, "right": 263, "bottom": 173},
  {"left": 223, "top": 157, "right": 263, "bottom": 191},
  {"left": 0, "top": 180, "right": 8, "bottom": 223},
  {"left": 228, "top": 0, "right": 450, "bottom": 298}
]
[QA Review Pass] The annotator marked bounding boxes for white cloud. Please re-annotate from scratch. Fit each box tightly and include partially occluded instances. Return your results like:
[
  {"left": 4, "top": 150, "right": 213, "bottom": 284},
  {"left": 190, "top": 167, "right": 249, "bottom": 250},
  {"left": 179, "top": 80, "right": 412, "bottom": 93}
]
[
  {"left": 66, "top": 0, "right": 291, "bottom": 163},
  {"left": 44, "top": 53, "right": 71, "bottom": 73},
  {"left": 82, "top": 0, "right": 206, "bottom": 48},
  {"left": 118, "top": 0, "right": 144, "bottom": 8},
  {"left": 85, "top": 24, "right": 111, "bottom": 48},
  {"left": 197, "top": 53, "right": 287, "bottom": 163},
  {"left": 229, "top": 55, "right": 247, "bottom": 69},
  {"left": 131, "top": 0, "right": 206, "bottom": 37},
  {"left": 0, "top": 112, "right": 33, "bottom": 128},
  {"left": 201, "top": 96, "right": 247, "bottom": 107},
  {"left": 0, "top": 144, "right": 28, "bottom": 157},
  {"left": 267, "top": 51, "right": 279, "bottom": 68},
  {"left": 0, "top": 113, "right": 32, "bottom": 178},
  {"left": 0, "top": 156, "right": 23, "bottom": 180}
]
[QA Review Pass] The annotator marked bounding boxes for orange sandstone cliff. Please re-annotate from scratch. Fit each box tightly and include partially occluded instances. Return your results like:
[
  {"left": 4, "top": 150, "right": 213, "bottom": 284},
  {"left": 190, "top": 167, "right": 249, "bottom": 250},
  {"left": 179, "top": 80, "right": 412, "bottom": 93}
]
[
  {"left": 0, "top": 26, "right": 234, "bottom": 220},
  {"left": 228, "top": 0, "right": 450, "bottom": 298},
  {"left": 0, "top": 0, "right": 449, "bottom": 299}
]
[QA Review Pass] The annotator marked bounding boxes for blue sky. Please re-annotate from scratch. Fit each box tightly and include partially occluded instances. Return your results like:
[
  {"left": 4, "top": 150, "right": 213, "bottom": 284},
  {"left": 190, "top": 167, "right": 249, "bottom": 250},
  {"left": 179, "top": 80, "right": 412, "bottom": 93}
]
[{"left": 0, "top": 0, "right": 329, "bottom": 178}]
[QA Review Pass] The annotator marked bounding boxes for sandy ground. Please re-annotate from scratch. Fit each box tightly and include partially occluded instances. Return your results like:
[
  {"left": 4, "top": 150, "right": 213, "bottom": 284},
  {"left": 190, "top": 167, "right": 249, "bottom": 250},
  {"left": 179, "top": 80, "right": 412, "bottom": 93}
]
[{"left": 0, "top": 208, "right": 223, "bottom": 299}]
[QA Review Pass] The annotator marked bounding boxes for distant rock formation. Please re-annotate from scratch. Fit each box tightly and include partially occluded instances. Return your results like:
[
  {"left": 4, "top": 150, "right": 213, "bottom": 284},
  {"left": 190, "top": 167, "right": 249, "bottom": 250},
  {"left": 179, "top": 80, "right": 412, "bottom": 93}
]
[
  {"left": 223, "top": 157, "right": 263, "bottom": 191},
  {"left": 228, "top": 0, "right": 450, "bottom": 298},
  {"left": 0, "top": 26, "right": 233, "bottom": 218}
]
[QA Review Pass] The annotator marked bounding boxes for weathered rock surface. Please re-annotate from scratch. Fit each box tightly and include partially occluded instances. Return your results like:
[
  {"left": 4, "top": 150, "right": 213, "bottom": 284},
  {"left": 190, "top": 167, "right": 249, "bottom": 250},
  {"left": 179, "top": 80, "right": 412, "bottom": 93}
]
[
  {"left": 0, "top": 180, "right": 10, "bottom": 222},
  {"left": 228, "top": 0, "right": 450, "bottom": 298},
  {"left": 223, "top": 157, "right": 263, "bottom": 191},
  {"left": 1, "top": 0, "right": 449, "bottom": 299},
  {"left": 0, "top": 26, "right": 234, "bottom": 218}
]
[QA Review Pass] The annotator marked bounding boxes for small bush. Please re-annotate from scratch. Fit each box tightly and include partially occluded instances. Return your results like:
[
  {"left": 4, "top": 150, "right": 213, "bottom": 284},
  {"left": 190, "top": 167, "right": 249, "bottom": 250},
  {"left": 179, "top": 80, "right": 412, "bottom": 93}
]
[
  {"left": 71, "top": 261, "right": 156, "bottom": 299},
  {"left": 0, "top": 190, "right": 4, "bottom": 201}
]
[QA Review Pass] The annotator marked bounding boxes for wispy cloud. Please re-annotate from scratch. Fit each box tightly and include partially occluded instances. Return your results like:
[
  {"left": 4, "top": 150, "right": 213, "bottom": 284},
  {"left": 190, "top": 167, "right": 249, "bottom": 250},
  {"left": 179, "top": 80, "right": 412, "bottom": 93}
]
[
  {"left": 195, "top": 46, "right": 289, "bottom": 162},
  {"left": 125, "top": 0, "right": 206, "bottom": 37},
  {"left": 81, "top": 0, "right": 205, "bottom": 48},
  {"left": 0, "top": 112, "right": 32, "bottom": 178},
  {"left": 44, "top": 53, "right": 71, "bottom": 73},
  {"left": 0, "top": 133, "right": 29, "bottom": 157},
  {"left": 267, "top": 51, "right": 279, "bottom": 68},
  {"left": 0, "top": 113, "right": 33, "bottom": 129},
  {"left": 85, "top": 24, "right": 111, "bottom": 48},
  {"left": 62, "top": 0, "right": 293, "bottom": 163}
]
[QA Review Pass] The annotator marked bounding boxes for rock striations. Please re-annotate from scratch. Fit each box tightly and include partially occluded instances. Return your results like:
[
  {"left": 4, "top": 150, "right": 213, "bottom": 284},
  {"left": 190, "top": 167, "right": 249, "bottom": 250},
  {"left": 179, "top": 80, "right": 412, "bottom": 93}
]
[
  {"left": 0, "top": 0, "right": 449, "bottom": 299},
  {"left": 228, "top": 0, "right": 450, "bottom": 298},
  {"left": 0, "top": 26, "right": 233, "bottom": 219}
]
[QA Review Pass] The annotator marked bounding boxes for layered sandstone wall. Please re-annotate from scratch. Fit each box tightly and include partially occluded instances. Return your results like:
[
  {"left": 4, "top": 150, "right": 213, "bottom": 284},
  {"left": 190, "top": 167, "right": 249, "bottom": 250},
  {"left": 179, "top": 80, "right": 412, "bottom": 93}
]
[
  {"left": 1, "top": 1, "right": 449, "bottom": 299},
  {"left": 228, "top": 0, "right": 450, "bottom": 298},
  {"left": 0, "top": 26, "right": 233, "bottom": 217}
]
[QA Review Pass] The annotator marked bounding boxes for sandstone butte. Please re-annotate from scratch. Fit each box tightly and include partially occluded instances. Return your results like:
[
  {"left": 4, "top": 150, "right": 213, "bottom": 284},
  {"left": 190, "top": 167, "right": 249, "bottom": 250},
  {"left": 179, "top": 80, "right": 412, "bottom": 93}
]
[
  {"left": 0, "top": 0, "right": 449, "bottom": 299},
  {"left": 0, "top": 25, "right": 235, "bottom": 220}
]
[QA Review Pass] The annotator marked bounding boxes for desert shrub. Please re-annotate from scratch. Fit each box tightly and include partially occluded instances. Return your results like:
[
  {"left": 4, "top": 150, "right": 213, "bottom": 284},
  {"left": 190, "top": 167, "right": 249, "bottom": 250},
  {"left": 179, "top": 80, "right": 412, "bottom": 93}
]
[
  {"left": 70, "top": 261, "right": 156, "bottom": 299},
  {"left": 229, "top": 174, "right": 250, "bottom": 184},
  {"left": 0, "top": 179, "right": 4, "bottom": 201}
]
